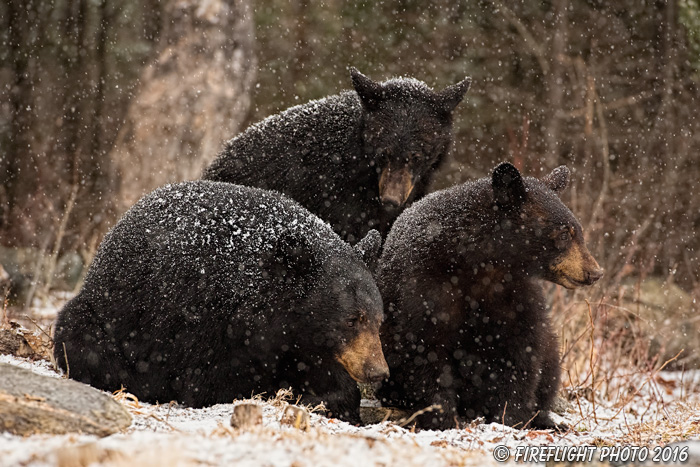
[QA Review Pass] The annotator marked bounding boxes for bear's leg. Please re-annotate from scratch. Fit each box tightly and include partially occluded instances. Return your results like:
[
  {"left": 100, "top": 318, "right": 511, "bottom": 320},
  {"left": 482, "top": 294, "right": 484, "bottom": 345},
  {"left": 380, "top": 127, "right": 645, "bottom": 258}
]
[
  {"left": 467, "top": 357, "right": 538, "bottom": 428},
  {"left": 411, "top": 388, "right": 463, "bottom": 430},
  {"left": 300, "top": 372, "right": 363, "bottom": 425},
  {"left": 403, "top": 363, "right": 463, "bottom": 430},
  {"left": 530, "top": 332, "right": 566, "bottom": 431},
  {"left": 53, "top": 295, "right": 127, "bottom": 390}
]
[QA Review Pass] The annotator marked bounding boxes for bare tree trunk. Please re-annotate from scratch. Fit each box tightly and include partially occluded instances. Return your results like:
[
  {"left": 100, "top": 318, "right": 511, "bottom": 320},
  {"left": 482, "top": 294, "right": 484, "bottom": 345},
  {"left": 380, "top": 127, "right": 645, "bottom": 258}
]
[
  {"left": 1, "top": 0, "right": 37, "bottom": 243},
  {"left": 544, "top": 0, "right": 568, "bottom": 168},
  {"left": 292, "top": 0, "right": 309, "bottom": 85},
  {"left": 111, "top": 0, "right": 257, "bottom": 210}
]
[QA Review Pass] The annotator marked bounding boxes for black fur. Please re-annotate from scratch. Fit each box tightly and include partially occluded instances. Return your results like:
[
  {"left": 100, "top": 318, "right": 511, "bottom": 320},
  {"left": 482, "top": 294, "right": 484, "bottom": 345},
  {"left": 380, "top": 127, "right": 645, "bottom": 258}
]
[
  {"left": 53, "top": 181, "right": 385, "bottom": 424},
  {"left": 377, "top": 163, "right": 601, "bottom": 430},
  {"left": 203, "top": 68, "right": 470, "bottom": 243}
]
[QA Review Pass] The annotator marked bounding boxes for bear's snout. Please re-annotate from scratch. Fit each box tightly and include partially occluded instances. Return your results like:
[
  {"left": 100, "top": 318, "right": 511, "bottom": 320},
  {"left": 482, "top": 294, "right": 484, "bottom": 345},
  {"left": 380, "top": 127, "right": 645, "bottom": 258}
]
[
  {"left": 336, "top": 330, "right": 390, "bottom": 384},
  {"left": 550, "top": 242, "right": 604, "bottom": 289},
  {"left": 379, "top": 166, "right": 414, "bottom": 207},
  {"left": 365, "top": 359, "right": 390, "bottom": 383},
  {"left": 583, "top": 266, "right": 604, "bottom": 285}
]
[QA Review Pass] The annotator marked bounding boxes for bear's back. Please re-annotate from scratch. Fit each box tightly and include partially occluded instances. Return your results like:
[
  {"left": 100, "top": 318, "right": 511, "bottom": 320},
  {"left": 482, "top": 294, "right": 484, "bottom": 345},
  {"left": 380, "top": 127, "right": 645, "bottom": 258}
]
[
  {"left": 378, "top": 179, "right": 493, "bottom": 297},
  {"left": 84, "top": 181, "right": 346, "bottom": 318},
  {"left": 204, "top": 92, "right": 364, "bottom": 188}
]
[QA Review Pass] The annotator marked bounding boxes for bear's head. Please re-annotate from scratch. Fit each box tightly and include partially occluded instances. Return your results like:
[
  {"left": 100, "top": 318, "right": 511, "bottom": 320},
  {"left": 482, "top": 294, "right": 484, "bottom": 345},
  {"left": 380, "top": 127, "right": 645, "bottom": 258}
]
[
  {"left": 350, "top": 67, "right": 471, "bottom": 208},
  {"left": 491, "top": 162, "right": 604, "bottom": 288},
  {"left": 268, "top": 228, "right": 389, "bottom": 383}
]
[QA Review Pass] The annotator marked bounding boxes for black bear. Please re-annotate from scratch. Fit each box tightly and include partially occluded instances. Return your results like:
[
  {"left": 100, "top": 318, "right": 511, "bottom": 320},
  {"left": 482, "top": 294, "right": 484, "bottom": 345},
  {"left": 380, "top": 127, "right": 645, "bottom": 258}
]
[
  {"left": 53, "top": 181, "right": 388, "bottom": 424},
  {"left": 377, "top": 163, "right": 603, "bottom": 430},
  {"left": 203, "top": 68, "right": 471, "bottom": 243}
]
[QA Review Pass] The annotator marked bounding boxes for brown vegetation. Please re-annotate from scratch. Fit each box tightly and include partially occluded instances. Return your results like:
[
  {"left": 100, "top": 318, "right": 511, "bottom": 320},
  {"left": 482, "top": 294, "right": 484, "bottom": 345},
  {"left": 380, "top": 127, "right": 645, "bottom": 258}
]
[{"left": 1, "top": 0, "right": 699, "bottom": 398}]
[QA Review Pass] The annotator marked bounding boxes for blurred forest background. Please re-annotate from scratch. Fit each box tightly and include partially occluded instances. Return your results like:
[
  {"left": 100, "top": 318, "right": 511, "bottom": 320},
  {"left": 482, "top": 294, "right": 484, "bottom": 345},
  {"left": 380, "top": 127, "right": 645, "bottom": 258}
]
[{"left": 2, "top": 1, "right": 700, "bottom": 372}]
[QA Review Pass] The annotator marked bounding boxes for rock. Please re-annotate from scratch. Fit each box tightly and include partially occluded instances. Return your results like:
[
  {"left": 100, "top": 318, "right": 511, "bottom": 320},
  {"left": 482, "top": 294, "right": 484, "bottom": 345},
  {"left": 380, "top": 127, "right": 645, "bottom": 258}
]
[
  {"left": 280, "top": 405, "right": 309, "bottom": 431},
  {"left": 0, "top": 324, "right": 52, "bottom": 361},
  {"left": 230, "top": 403, "right": 262, "bottom": 430},
  {"left": 0, "top": 327, "right": 35, "bottom": 358},
  {"left": 0, "top": 363, "right": 131, "bottom": 436},
  {"left": 551, "top": 394, "right": 574, "bottom": 414}
]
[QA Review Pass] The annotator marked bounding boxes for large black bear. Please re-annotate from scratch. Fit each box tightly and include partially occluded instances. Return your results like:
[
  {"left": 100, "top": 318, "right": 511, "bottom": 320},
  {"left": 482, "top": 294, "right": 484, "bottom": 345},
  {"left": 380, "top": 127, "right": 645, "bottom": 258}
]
[
  {"left": 377, "top": 163, "right": 603, "bottom": 430},
  {"left": 53, "top": 181, "right": 388, "bottom": 424},
  {"left": 203, "top": 68, "right": 471, "bottom": 243}
]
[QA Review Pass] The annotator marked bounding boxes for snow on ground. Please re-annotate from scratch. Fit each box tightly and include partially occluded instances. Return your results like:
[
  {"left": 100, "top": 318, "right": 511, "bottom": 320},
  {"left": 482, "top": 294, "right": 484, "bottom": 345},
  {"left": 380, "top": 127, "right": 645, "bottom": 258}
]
[
  {"left": 2, "top": 353, "right": 700, "bottom": 467},
  {"left": 2, "top": 296, "right": 700, "bottom": 466}
]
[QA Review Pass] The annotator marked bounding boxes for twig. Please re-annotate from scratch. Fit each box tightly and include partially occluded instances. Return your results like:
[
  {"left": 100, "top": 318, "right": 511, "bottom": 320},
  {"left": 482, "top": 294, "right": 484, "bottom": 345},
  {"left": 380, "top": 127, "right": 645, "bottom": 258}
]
[
  {"left": 23, "top": 314, "right": 52, "bottom": 341},
  {"left": 608, "top": 349, "right": 684, "bottom": 421},
  {"left": 62, "top": 341, "right": 70, "bottom": 379},
  {"left": 41, "top": 182, "right": 80, "bottom": 300},
  {"left": 1, "top": 288, "right": 9, "bottom": 328},
  {"left": 520, "top": 410, "right": 540, "bottom": 431},
  {"left": 24, "top": 234, "right": 52, "bottom": 309},
  {"left": 587, "top": 74, "right": 611, "bottom": 241},
  {"left": 567, "top": 369, "right": 586, "bottom": 425},
  {"left": 147, "top": 412, "right": 183, "bottom": 433},
  {"left": 586, "top": 299, "right": 598, "bottom": 424},
  {"left": 398, "top": 404, "right": 442, "bottom": 428},
  {"left": 501, "top": 401, "right": 508, "bottom": 433},
  {"left": 380, "top": 409, "right": 392, "bottom": 424}
]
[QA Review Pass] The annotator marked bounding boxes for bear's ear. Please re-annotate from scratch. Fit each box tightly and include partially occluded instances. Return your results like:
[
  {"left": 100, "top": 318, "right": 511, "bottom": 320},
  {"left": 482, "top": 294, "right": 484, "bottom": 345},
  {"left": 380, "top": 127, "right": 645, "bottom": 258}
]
[
  {"left": 542, "top": 165, "right": 570, "bottom": 195},
  {"left": 267, "top": 230, "right": 316, "bottom": 282},
  {"left": 350, "top": 67, "right": 384, "bottom": 111},
  {"left": 492, "top": 162, "right": 527, "bottom": 209},
  {"left": 437, "top": 76, "right": 472, "bottom": 113},
  {"left": 353, "top": 229, "right": 382, "bottom": 273}
]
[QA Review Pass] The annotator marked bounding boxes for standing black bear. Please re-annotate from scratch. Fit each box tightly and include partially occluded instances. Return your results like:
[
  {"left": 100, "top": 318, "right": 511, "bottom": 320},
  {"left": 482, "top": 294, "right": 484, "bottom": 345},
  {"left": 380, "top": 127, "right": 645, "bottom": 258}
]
[
  {"left": 377, "top": 163, "right": 603, "bottom": 430},
  {"left": 203, "top": 68, "right": 471, "bottom": 243},
  {"left": 53, "top": 181, "right": 388, "bottom": 424}
]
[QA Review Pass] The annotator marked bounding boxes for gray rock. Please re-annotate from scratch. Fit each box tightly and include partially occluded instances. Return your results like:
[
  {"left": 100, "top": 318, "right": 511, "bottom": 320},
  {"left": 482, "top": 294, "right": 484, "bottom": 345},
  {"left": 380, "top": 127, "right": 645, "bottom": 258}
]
[
  {"left": 0, "top": 328, "right": 35, "bottom": 358},
  {"left": 0, "top": 363, "right": 131, "bottom": 436},
  {"left": 0, "top": 324, "right": 52, "bottom": 361},
  {"left": 230, "top": 403, "right": 262, "bottom": 430}
]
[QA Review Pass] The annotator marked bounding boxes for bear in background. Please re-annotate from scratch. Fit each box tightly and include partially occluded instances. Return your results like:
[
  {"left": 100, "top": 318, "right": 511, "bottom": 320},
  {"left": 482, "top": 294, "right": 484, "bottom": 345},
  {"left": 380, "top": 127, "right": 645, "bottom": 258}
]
[
  {"left": 203, "top": 68, "right": 471, "bottom": 243},
  {"left": 377, "top": 162, "right": 603, "bottom": 430},
  {"left": 53, "top": 181, "right": 388, "bottom": 424}
]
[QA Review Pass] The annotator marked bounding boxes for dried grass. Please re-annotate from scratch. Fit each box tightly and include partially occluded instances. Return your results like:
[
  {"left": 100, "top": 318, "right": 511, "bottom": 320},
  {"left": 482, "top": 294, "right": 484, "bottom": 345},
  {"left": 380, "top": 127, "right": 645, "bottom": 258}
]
[{"left": 551, "top": 276, "right": 700, "bottom": 445}]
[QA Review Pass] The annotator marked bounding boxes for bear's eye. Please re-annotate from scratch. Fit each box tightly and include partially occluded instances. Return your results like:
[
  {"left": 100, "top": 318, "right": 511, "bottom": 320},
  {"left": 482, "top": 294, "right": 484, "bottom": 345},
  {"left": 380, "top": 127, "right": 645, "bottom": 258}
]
[
  {"left": 558, "top": 231, "right": 571, "bottom": 241},
  {"left": 347, "top": 318, "right": 357, "bottom": 328}
]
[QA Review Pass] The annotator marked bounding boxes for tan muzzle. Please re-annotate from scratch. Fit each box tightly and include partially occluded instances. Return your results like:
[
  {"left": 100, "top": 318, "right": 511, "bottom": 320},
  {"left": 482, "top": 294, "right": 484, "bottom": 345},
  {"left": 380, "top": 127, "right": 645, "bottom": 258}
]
[
  {"left": 550, "top": 243, "right": 604, "bottom": 289},
  {"left": 335, "top": 330, "right": 390, "bottom": 383},
  {"left": 379, "top": 166, "right": 414, "bottom": 207}
]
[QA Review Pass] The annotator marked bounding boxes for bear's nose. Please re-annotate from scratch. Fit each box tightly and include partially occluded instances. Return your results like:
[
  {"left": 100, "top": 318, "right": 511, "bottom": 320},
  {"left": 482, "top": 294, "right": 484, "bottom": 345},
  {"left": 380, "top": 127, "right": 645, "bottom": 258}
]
[
  {"left": 380, "top": 193, "right": 403, "bottom": 208},
  {"left": 365, "top": 363, "right": 390, "bottom": 383},
  {"left": 584, "top": 268, "right": 604, "bottom": 285}
]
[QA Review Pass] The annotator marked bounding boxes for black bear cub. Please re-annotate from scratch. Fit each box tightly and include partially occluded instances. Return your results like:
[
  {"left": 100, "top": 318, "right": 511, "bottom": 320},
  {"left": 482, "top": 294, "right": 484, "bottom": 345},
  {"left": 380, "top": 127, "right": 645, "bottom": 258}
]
[
  {"left": 53, "top": 181, "right": 388, "bottom": 424},
  {"left": 203, "top": 68, "right": 471, "bottom": 243},
  {"left": 377, "top": 163, "right": 603, "bottom": 430}
]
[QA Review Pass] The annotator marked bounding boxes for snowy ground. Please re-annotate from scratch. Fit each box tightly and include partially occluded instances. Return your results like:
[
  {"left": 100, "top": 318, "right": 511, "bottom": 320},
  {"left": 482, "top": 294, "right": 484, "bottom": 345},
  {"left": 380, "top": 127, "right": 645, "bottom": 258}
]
[
  {"left": 2, "top": 295, "right": 700, "bottom": 466},
  {"left": 2, "top": 351, "right": 700, "bottom": 467}
]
